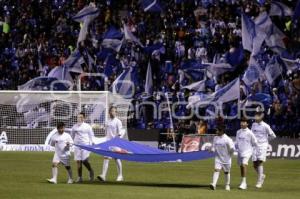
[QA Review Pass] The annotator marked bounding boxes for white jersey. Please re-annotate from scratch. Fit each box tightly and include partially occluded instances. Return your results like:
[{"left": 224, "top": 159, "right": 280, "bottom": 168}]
[
  {"left": 212, "top": 134, "right": 235, "bottom": 165},
  {"left": 251, "top": 121, "right": 276, "bottom": 146},
  {"left": 50, "top": 132, "right": 73, "bottom": 158},
  {"left": 105, "top": 117, "right": 122, "bottom": 140},
  {"left": 72, "top": 122, "right": 94, "bottom": 145},
  {"left": 235, "top": 128, "right": 257, "bottom": 157}
]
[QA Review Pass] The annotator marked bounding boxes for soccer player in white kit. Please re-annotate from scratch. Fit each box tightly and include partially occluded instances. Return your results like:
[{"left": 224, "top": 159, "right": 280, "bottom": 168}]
[
  {"left": 47, "top": 122, "right": 73, "bottom": 184},
  {"left": 251, "top": 111, "right": 276, "bottom": 188},
  {"left": 72, "top": 112, "right": 95, "bottom": 183},
  {"left": 97, "top": 106, "right": 124, "bottom": 182},
  {"left": 210, "top": 125, "right": 235, "bottom": 191},
  {"left": 235, "top": 118, "right": 257, "bottom": 190}
]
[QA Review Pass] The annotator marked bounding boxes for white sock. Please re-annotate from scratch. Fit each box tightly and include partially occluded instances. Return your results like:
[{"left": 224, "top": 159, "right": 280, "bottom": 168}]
[
  {"left": 52, "top": 167, "right": 58, "bottom": 182},
  {"left": 258, "top": 165, "right": 264, "bottom": 181},
  {"left": 225, "top": 173, "right": 230, "bottom": 186},
  {"left": 212, "top": 171, "right": 220, "bottom": 186},
  {"left": 241, "top": 177, "right": 246, "bottom": 184},
  {"left": 101, "top": 159, "right": 110, "bottom": 178},
  {"left": 115, "top": 159, "right": 123, "bottom": 177}
]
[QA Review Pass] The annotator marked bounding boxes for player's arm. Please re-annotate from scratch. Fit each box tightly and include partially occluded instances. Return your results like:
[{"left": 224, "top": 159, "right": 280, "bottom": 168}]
[
  {"left": 234, "top": 131, "right": 239, "bottom": 151},
  {"left": 117, "top": 120, "right": 124, "bottom": 138},
  {"left": 227, "top": 138, "right": 235, "bottom": 155},
  {"left": 65, "top": 134, "right": 73, "bottom": 150},
  {"left": 88, "top": 125, "right": 95, "bottom": 145},
  {"left": 210, "top": 137, "right": 216, "bottom": 152},
  {"left": 250, "top": 130, "right": 258, "bottom": 147},
  {"left": 266, "top": 124, "right": 276, "bottom": 140},
  {"left": 49, "top": 130, "right": 57, "bottom": 147}
]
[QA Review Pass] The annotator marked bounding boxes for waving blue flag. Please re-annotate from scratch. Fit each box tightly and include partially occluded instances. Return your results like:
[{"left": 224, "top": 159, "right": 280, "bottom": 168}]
[
  {"left": 140, "top": 0, "right": 162, "bottom": 13},
  {"left": 76, "top": 137, "right": 214, "bottom": 162}
]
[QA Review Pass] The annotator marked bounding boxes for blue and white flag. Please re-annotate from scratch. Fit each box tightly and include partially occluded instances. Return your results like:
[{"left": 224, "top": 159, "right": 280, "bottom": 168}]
[
  {"left": 18, "top": 77, "right": 69, "bottom": 91},
  {"left": 143, "top": 42, "right": 164, "bottom": 54},
  {"left": 72, "top": 4, "right": 100, "bottom": 23},
  {"left": 187, "top": 78, "right": 240, "bottom": 108},
  {"left": 269, "top": 1, "right": 293, "bottom": 17},
  {"left": 265, "top": 24, "right": 286, "bottom": 54},
  {"left": 103, "top": 26, "right": 124, "bottom": 40},
  {"left": 123, "top": 24, "right": 144, "bottom": 47},
  {"left": 206, "top": 63, "right": 233, "bottom": 77},
  {"left": 144, "top": 62, "right": 153, "bottom": 95},
  {"left": 47, "top": 66, "right": 73, "bottom": 83},
  {"left": 241, "top": 12, "right": 272, "bottom": 56},
  {"left": 102, "top": 26, "right": 124, "bottom": 52},
  {"left": 280, "top": 57, "right": 300, "bottom": 71},
  {"left": 241, "top": 13, "right": 263, "bottom": 55},
  {"left": 73, "top": 4, "right": 100, "bottom": 44},
  {"left": 140, "top": 0, "right": 162, "bottom": 13},
  {"left": 225, "top": 46, "right": 244, "bottom": 67},
  {"left": 63, "top": 49, "right": 84, "bottom": 73},
  {"left": 242, "top": 57, "right": 262, "bottom": 86},
  {"left": 182, "top": 79, "right": 206, "bottom": 92},
  {"left": 264, "top": 56, "right": 282, "bottom": 85},
  {"left": 112, "top": 67, "right": 137, "bottom": 98}
]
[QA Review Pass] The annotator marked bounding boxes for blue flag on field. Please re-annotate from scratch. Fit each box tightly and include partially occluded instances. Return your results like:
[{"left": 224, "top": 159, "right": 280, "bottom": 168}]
[
  {"left": 269, "top": 1, "right": 293, "bottom": 17},
  {"left": 187, "top": 78, "right": 240, "bottom": 108},
  {"left": 76, "top": 137, "right": 214, "bottom": 162},
  {"left": 140, "top": 0, "right": 162, "bottom": 13},
  {"left": 264, "top": 56, "right": 282, "bottom": 85}
]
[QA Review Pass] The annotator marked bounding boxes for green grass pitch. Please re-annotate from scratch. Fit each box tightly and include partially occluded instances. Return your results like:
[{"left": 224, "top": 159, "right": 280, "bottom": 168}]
[{"left": 0, "top": 152, "right": 299, "bottom": 199}]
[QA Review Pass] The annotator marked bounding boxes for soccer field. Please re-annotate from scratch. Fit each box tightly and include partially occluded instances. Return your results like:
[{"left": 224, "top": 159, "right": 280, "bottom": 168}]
[{"left": 0, "top": 152, "right": 299, "bottom": 199}]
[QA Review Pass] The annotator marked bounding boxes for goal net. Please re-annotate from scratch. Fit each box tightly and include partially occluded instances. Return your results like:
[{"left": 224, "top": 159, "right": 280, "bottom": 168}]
[{"left": 0, "top": 91, "right": 131, "bottom": 147}]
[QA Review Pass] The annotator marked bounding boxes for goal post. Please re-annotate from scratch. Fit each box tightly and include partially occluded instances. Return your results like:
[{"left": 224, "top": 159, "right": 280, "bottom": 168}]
[{"left": 0, "top": 90, "right": 131, "bottom": 150}]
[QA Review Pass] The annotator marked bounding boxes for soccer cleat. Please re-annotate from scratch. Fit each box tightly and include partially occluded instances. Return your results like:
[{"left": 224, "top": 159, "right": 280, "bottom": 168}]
[
  {"left": 67, "top": 179, "right": 73, "bottom": 184},
  {"left": 256, "top": 174, "right": 266, "bottom": 188},
  {"left": 116, "top": 175, "right": 124, "bottom": 182},
  {"left": 97, "top": 175, "right": 106, "bottom": 182},
  {"left": 47, "top": 178, "right": 57, "bottom": 184},
  {"left": 89, "top": 170, "right": 94, "bottom": 182},
  {"left": 239, "top": 183, "right": 247, "bottom": 190},
  {"left": 209, "top": 183, "right": 216, "bottom": 190},
  {"left": 75, "top": 177, "right": 83, "bottom": 183},
  {"left": 225, "top": 185, "right": 230, "bottom": 191}
]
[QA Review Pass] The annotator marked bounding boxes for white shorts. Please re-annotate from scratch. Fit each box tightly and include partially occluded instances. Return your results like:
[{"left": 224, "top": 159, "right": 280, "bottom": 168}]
[
  {"left": 74, "top": 146, "right": 90, "bottom": 161},
  {"left": 237, "top": 155, "right": 251, "bottom": 166},
  {"left": 53, "top": 153, "right": 71, "bottom": 166},
  {"left": 252, "top": 145, "right": 267, "bottom": 162},
  {"left": 215, "top": 162, "right": 231, "bottom": 172}
]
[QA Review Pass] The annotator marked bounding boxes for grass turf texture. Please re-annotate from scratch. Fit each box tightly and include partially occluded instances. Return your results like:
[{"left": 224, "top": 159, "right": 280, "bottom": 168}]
[{"left": 0, "top": 152, "right": 299, "bottom": 199}]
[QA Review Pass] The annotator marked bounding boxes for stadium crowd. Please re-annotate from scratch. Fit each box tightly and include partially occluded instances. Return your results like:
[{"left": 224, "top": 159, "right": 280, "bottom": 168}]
[{"left": 0, "top": 0, "right": 300, "bottom": 138}]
